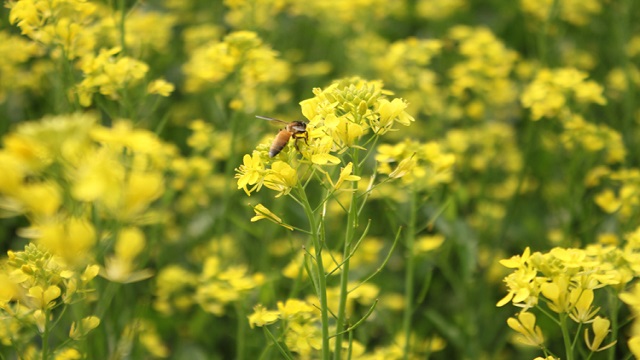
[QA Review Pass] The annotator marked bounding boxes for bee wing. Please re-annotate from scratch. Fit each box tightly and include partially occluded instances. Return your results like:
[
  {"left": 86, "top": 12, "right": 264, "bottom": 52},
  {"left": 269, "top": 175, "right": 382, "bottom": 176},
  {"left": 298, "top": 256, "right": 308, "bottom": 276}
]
[
  {"left": 291, "top": 124, "right": 307, "bottom": 132},
  {"left": 256, "top": 115, "right": 289, "bottom": 125}
]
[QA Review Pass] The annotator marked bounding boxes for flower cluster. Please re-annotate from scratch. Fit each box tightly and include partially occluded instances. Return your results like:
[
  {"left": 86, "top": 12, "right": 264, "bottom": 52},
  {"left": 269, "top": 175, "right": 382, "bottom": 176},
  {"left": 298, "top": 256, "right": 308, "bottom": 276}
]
[
  {"left": 376, "top": 139, "right": 455, "bottom": 191},
  {"left": 497, "top": 235, "right": 640, "bottom": 355},
  {"left": 0, "top": 113, "right": 176, "bottom": 278},
  {"left": 236, "top": 77, "right": 414, "bottom": 198},
  {"left": 560, "top": 114, "right": 626, "bottom": 164},
  {"left": 0, "top": 244, "right": 100, "bottom": 353},
  {"left": 521, "top": 67, "right": 606, "bottom": 121},
  {"left": 590, "top": 167, "right": 640, "bottom": 221},
  {"left": 447, "top": 26, "right": 520, "bottom": 116},
  {"left": 8, "top": 0, "right": 98, "bottom": 60},
  {"left": 0, "top": 31, "right": 44, "bottom": 103},
  {"left": 183, "top": 31, "right": 290, "bottom": 113},
  {"left": 154, "top": 254, "right": 264, "bottom": 316},
  {"left": 520, "top": 0, "right": 603, "bottom": 26}
]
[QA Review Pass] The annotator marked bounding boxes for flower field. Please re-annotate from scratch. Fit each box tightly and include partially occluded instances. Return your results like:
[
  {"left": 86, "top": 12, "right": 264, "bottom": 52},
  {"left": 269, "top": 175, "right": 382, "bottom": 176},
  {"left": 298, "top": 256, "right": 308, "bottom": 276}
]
[{"left": 1, "top": 0, "right": 640, "bottom": 359}]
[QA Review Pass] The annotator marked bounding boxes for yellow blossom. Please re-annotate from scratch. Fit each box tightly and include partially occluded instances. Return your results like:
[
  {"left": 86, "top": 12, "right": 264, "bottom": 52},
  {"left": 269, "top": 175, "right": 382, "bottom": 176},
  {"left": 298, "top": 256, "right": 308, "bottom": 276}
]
[
  {"left": 415, "top": 234, "right": 446, "bottom": 254},
  {"left": 248, "top": 304, "right": 280, "bottom": 328},
  {"left": 594, "top": 189, "right": 621, "bottom": 214},
  {"left": 147, "top": 79, "right": 175, "bottom": 97},
  {"left": 115, "top": 227, "right": 146, "bottom": 262},
  {"left": 251, "top": 204, "right": 293, "bottom": 231},
  {"left": 235, "top": 152, "right": 265, "bottom": 196},
  {"left": 584, "top": 316, "right": 616, "bottom": 352},
  {"left": 69, "top": 316, "right": 100, "bottom": 340},
  {"left": 263, "top": 161, "right": 297, "bottom": 197},
  {"left": 329, "top": 162, "right": 361, "bottom": 189},
  {"left": 28, "top": 285, "right": 61, "bottom": 309},
  {"left": 507, "top": 311, "right": 544, "bottom": 347}
]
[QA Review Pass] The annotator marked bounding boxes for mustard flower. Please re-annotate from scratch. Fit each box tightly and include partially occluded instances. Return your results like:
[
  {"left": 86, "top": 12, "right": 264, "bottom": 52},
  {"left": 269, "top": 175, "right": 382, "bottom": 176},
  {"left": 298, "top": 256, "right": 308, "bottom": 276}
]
[
  {"left": 96, "top": 9, "right": 177, "bottom": 55},
  {"left": 376, "top": 140, "right": 455, "bottom": 191},
  {"left": 34, "top": 218, "right": 96, "bottom": 268},
  {"left": 248, "top": 304, "right": 280, "bottom": 328},
  {"left": 195, "top": 257, "right": 265, "bottom": 316},
  {"left": 28, "top": 285, "right": 61, "bottom": 310},
  {"left": 584, "top": 316, "right": 616, "bottom": 352},
  {"left": 285, "top": 321, "right": 322, "bottom": 356},
  {"left": 327, "top": 162, "right": 361, "bottom": 190},
  {"left": 301, "top": 77, "right": 414, "bottom": 140},
  {"left": 147, "top": 79, "right": 175, "bottom": 97},
  {"left": 520, "top": 0, "right": 603, "bottom": 26},
  {"left": 521, "top": 67, "right": 605, "bottom": 121},
  {"left": 4, "top": 112, "right": 97, "bottom": 170},
  {"left": 75, "top": 47, "right": 150, "bottom": 107},
  {"left": 447, "top": 26, "right": 519, "bottom": 109},
  {"left": 224, "top": 0, "right": 288, "bottom": 30},
  {"left": 560, "top": 114, "right": 626, "bottom": 164},
  {"left": 416, "top": 0, "right": 466, "bottom": 20},
  {"left": 568, "top": 288, "right": 599, "bottom": 323},
  {"left": 251, "top": 203, "right": 294, "bottom": 231},
  {"left": 183, "top": 31, "right": 290, "bottom": 112},
  {"left": 0, "top": 31, "right": 44, "bottom": 103},
  {"left": 415, "top": 234, "right": 446, "bottom": 254},
  {"left": 507, "top": 311, "right": 544, "bottom": 347},
  {"left": 69, "top": 316, "right": 100, "bottom": 340},
  {"left": 263, "top": 161, "right": 297, "bottom": 198},
  {"left": 153, "top": 265, "right": 199, "bottom": 315},
  {"left": 235, "top": 151, "right": 266, "bottom": 196},
  {"left": 8, "top": 0, "right": 98, "bottom": 59},
  {"left": 100, "top": 226, "right": 153, "bottom": 284}
]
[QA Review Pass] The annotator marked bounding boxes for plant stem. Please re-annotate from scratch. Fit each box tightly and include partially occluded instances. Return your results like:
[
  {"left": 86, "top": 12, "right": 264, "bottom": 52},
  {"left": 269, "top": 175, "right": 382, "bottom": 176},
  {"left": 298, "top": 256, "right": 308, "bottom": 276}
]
[
  {"left": 333, "top": 150, "right": 360, "bottom": 359},
  {"left": 236, "top": 303, "right": 246, "bottom": 360},
  {"left": 296, "top": 186, "right": 330, "bottom": 360},
  {"left": 42, "top": 308, "right": 50, "bottom": 360},
  {"left": 560, "top": 313, "right": 574, "bottom": 360},
  {"left": 402, "top": 188, "right": 418, "bottom": 359}
]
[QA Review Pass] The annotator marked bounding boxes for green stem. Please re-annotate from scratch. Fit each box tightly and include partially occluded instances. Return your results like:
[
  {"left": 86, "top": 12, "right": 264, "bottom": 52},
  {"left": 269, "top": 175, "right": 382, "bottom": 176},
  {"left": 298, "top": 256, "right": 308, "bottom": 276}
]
[
  {"left": 333, "top": 150, "right": 360, "bottom": 360},
  {"left": 607, "top": 290, "right": 620, "bottom": 360},
  {"left": 560, "top": 313, "right": 574, "bottom": 360},
  {"left": 402, "top": 189, "right": 418, "bottom": 359},
  {"left": 296, "top": 186, "right": 330, "bottom": 360},
  {"left": 236, "top": 303, "right": 246, "bottom": 360},
  {"left": 41, "top": 308, "right": 50, "bottom": 360}
]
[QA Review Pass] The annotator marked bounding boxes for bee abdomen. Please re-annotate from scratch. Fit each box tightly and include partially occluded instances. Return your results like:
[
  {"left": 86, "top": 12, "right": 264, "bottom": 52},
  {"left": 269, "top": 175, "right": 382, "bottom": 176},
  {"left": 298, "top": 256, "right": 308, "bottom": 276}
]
[
  {"left": 269, "top": 143, "right": 286, "bottom": 157},
  {"left": 269, "top": 131, "right": 291, "bottom": 157}
]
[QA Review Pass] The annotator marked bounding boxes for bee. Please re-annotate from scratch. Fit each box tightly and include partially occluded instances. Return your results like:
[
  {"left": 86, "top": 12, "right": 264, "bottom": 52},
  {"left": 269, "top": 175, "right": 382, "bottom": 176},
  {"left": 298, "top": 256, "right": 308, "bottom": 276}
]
[{"left": 256, "top": 115, "right": 308, "bottom": 157}]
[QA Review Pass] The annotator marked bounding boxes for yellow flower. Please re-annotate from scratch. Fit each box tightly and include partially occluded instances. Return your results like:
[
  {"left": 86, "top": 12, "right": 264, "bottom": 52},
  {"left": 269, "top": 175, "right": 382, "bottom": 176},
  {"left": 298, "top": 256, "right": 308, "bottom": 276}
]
[
  {"left": 115, "top": 227, "right": 146, "bottom": 262},
  {"left": 235, "top": 152, "right": 265, "bottom": 196},
  {"left": 415, "top": 234, "right": 446, "bottom": 254},
  {"left": 28, "top": 285, "right": 61, "bottom": 309},
  {"left": 76, "top": 47, "right": 149, "bottom": 106},
  {"left": 594, "top": 189, "right": 621, "bottom": 213},
  {"left": 251, "top": 204, "right": 293, "bottom": 231},
  {"left": 264, "top": 161, "right": 297, "bottom": 197},
  {"left": 36, "top": 218, "right": 96, "bottom": 267},
  {"left": 584, "top": 316, "right": 616, "bottom": 352},
  {"left": 507, "top": 311, "right": 544, "bottom": 347},
  {"left": 54, "top": 348, "right": 83, "bottom": 360},
  {"left": 569, "top": 288, "right": 599, "bottom": 323},
  {"left": 147, "top": 78, "right": 175, "bottom": 97},
  {"left": 630, "top": 336, "right": 640, "bottom": 359},
  {"left": 372, "top": 98, "right": 414, "bottom": 134},
  {"left": 329, "top": 162, "right": 361, "bottom": 189},
  {"left": 69, "top": 316, "right": 101, "bottom": 340},
  {"left": 388, "top": 155, "right": 416, "bottom": 179},
  {"left": 248, "top": 304, "right": 280, "bottom": 328}
]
